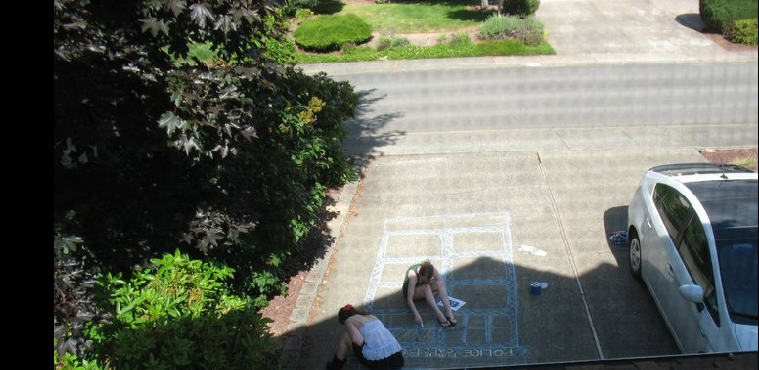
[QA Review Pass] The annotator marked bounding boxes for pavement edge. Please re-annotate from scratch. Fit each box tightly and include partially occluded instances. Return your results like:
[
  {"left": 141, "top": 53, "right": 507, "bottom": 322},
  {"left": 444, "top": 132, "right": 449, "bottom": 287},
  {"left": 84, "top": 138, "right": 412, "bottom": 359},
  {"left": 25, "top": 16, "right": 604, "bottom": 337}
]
[{"left": 277, "top": 159, "right": 366, "bottom": 369}]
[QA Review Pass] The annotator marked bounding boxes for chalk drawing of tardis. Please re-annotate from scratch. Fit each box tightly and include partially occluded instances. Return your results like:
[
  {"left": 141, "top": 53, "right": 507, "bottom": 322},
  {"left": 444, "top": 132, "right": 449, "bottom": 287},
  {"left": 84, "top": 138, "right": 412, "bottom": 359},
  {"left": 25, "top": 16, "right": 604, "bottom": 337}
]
[{"left": 361, "top": 212, "right": 531, "bottom": 369}]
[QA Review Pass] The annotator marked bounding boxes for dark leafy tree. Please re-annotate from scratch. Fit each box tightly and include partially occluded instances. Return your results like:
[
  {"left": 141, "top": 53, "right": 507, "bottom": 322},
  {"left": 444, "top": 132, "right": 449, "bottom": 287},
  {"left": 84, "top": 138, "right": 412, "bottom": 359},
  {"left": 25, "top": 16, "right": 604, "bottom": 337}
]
[
  {"left": 501, "top": 0, "right": 540, "bottom": 17},
  {"left": 54, "top": 0, "right": 358, "bottom": 357}
]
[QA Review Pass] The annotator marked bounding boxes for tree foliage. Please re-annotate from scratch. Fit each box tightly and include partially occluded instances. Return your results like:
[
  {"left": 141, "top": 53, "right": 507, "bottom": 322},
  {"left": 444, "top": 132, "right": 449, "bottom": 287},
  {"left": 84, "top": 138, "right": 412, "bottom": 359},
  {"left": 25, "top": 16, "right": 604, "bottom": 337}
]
[
  {"left": 54, "top": 0, "right": 359, "bottom": 358},
  {"left": 501, "top": 0, "right": 540, "bottom": 17}
]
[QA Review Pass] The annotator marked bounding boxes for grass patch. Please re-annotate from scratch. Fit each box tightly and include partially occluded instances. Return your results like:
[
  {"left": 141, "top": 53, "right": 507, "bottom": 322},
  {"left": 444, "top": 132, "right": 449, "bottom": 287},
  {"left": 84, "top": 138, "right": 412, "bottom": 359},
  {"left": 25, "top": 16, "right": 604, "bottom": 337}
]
[
  {"left": 295, "top": 38, "right": 555, "bottom": 63},
  {"left": 167, "top": 42, "right": 217, "bottom": 65},
  {"left": 324, "top": 0, "right": 494, "bottom": 33}
]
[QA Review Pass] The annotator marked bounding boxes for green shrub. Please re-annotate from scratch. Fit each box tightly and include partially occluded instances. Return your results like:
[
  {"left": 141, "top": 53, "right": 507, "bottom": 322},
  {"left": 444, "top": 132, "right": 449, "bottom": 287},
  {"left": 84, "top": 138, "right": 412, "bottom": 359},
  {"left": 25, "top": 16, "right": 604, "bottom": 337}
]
[
  {"left": 700, "top": 0, "right": 758, "bottom": 33},
  {"left": 503, "top": 0, "right": 541, "bottom": 17},
  {"left": 377, "top": 35, "right": 410, "bottom": 50},
  {"left": 296, "top": 8, "right": 315, "bottom": 20},
  {"left": 341, "top": 42, "right": 358, "bottom": 53},
  {"left": 522, "top": 16, "right": 545, "bottom": 46},
  {"left": 479, "top": 14, "right": 544, "bottom": 45},
  {"left": 89, "top": 250, "right": 278, "bottom": 370},
  {"left": 54, "top": 339, "right": 110, "bottom": 370},
  {"left": 290, "top": 0, "right": 320, "bottom": 12},
  {"left": 449, "top": 32, "right": 471, "bottom": 44},
  {"left": 312, "top": 0, "right": 343, "bottom": 15},
  {"left": 295, "top": 14, "right": 373, "bottom": 51},
  {"left": 263, "top": 34, "right": 298, "bottom": 64},
  {"left": 725, "top": 18, "right": 759, "bottom": 44},
  {"left": 260, "top": 11, "right": 297, "bottom": 64},
  {"left": 480, "top": 14, "right": 510, "bottom": 39}
]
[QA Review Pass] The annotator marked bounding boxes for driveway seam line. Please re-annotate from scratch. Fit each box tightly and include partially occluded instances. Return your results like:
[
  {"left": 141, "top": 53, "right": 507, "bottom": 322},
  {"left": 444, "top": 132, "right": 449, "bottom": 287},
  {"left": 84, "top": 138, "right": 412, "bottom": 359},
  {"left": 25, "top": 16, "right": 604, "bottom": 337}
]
[{"left": 537, "top": 151, "right": 605, "bottom": 359}]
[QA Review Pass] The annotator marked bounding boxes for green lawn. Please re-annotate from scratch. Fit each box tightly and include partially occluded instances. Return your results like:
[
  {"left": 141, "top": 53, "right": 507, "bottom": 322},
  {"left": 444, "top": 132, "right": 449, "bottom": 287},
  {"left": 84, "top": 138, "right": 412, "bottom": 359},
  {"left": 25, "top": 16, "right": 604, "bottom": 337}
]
[
  {"left": 296, "top": 38, "right": 555, "bottom": 63},
  {"left": 314, "top": 0, "right": 493, "bottom": 33}
]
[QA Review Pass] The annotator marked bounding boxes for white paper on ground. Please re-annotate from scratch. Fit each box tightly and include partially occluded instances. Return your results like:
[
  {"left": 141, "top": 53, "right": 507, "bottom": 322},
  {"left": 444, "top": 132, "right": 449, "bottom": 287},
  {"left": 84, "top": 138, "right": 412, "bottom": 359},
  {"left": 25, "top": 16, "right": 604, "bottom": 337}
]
[
  {"left": 438, "top": 296, "right": 466, "bottom": 311},
  {"left": 518, "top": 244, "right": 547, "bottom": 256}
]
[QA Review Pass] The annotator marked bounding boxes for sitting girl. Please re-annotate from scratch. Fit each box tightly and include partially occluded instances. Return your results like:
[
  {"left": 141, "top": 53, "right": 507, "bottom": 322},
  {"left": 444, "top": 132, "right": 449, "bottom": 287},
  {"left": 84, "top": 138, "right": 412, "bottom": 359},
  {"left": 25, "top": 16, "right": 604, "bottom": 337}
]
[{"left": 326, "top": 304, "right": 404, "bottom": 370}]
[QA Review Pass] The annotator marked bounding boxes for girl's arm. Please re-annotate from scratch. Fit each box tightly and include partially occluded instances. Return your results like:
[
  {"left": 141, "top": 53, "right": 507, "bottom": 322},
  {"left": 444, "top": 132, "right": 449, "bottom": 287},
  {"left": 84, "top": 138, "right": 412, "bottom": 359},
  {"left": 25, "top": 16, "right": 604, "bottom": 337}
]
[
  {"left": 406, "top": 271, "right": 423, "bottom": 325},
  {"left": 345, "top": 318, "right": 365, "bottom": 346}
]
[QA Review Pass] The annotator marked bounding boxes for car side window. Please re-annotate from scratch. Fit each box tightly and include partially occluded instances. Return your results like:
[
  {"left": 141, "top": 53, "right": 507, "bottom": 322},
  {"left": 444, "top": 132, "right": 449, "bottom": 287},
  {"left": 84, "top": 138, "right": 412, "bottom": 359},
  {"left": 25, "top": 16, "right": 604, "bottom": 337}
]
[
  {"left": 677, "top": 216, "right": 719, "bottom": 325},
  {"left": 653, "top": 184, "right": 691, "bottom": 242}
]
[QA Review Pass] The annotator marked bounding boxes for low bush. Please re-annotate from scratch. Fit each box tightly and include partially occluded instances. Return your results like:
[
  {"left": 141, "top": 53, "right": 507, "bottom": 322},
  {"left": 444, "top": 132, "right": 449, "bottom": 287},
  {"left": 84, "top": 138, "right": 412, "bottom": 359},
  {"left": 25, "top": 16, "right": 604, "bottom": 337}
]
[
  {"left": 295, "top": 14, "right": 373, "bottom": 51},
  {"left": 699, "top": 0, "right": 758, "bottom": 33},
  {"left": 449, "top": 31, "right": 471, "bottom": 44},
  {"left": 295, "top": 8, "right": 314, "bottom": 20},
  {"left": 522, "top": 17, "right": 545, "bottom": 46},
  {"left": 54, "top": 339, "right": 109, "bottom": 370},
  {"left": 503, "top": 0, "right": 541, "bottom": 17},
  {"left": 377, "top": 35, "right": 411, "bottom": 50},
  {"left": 480, "top": 14, "right": 515, "bottom": 39},
  {"left": 263, "top": 36, "right": 298, "bottom": 64},
  {"left": 290, "top": 0, "right": 320, "bottom": 12},
  {"left": 81, "top": 250, "right": 278, "bottom": 370},
  {"left": 479, "top": 14, "right": 544, "bottom": 45},
  {"left": 725, "top": 18, "right": 759, "bottom": 44}
]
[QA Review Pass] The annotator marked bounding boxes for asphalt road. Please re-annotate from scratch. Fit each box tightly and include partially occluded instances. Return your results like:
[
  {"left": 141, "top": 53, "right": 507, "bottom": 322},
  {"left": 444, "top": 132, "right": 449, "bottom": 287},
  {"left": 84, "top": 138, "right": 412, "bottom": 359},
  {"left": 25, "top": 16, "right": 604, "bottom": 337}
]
[{"left": 340, "top": 63, "right": 758, "bottom": 157}]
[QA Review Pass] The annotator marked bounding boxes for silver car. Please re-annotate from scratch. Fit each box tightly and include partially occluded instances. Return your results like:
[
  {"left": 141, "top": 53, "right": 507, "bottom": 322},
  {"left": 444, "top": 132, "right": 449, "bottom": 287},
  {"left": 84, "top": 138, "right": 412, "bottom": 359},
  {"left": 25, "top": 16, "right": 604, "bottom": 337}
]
[{"left": 627, "top": 163, "right": 758, "bottom": 353}]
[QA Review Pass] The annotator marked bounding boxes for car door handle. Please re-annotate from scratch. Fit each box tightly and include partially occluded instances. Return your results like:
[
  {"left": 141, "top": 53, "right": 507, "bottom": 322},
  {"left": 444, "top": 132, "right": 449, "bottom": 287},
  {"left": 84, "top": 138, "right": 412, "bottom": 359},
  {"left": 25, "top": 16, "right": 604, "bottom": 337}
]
[
  {"left": 646, "top": 217, "right": 652, "bottom": 229},
  {"left": 667, "top": 264, "right": 675, "bottom": 277}
]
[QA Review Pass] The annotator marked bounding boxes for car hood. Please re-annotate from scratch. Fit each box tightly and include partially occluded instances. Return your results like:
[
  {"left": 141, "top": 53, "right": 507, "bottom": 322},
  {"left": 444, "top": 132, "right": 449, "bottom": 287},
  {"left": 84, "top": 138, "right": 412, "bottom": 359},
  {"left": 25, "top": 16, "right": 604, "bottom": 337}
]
[{"left": 735, "top": 324, "right": 758, "bottom": 351}]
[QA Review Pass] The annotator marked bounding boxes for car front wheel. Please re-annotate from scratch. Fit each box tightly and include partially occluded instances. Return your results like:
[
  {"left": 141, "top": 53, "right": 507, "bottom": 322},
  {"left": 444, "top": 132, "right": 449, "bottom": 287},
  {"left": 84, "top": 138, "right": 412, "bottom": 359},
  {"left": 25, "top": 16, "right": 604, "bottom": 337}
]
[{"left": 629, "top": 230, "right": 642, "bottom": 280}]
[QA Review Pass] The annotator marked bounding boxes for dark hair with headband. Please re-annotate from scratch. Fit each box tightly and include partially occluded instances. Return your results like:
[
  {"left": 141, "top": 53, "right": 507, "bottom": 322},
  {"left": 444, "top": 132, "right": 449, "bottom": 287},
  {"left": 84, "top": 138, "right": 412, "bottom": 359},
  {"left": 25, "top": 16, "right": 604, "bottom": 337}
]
[{"left": 338, "top": 304, "right": 368, "bottom": 324}]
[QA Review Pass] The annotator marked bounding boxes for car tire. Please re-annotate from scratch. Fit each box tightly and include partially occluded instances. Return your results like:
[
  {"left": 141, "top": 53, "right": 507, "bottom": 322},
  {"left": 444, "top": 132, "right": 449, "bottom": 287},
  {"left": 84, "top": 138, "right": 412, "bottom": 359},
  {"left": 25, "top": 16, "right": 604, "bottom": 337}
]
[{"left": 629, "top": 229, "right": 642, "bottom": 280}]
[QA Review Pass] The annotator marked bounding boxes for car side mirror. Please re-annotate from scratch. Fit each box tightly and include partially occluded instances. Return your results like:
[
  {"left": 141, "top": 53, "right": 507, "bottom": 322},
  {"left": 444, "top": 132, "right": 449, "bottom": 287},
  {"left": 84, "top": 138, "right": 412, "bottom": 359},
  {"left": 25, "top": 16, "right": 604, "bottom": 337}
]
[{"left": 678, "top": 284, "right": 704, "bottom": 303}]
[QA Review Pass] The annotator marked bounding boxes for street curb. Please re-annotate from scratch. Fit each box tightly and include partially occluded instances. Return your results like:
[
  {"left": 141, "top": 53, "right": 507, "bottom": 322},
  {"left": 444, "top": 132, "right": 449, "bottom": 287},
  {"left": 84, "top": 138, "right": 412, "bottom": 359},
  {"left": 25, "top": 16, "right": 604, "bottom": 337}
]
[
  {"left": 296, "top": 51, "right": 758, "bottom": 76},
  {"left": 278, "top": 160, "right": 365, "bottom": 369}
]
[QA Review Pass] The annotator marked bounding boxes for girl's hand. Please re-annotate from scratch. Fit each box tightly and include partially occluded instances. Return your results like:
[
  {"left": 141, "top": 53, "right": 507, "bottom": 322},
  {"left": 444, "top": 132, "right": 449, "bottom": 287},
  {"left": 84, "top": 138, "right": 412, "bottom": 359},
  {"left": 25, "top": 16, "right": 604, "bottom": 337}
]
[{"left": 414, "top": 313, "right": 424, "bottom": 327}]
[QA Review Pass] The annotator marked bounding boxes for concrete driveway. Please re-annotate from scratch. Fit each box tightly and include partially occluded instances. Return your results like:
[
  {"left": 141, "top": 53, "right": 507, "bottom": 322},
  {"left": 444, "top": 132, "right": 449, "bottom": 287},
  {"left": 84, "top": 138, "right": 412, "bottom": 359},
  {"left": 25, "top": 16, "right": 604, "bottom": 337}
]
[
  {"left": 286, "top": 1, "right": 758, "bottom": 369},
  {"left": 292, "top": 149, "right": 708, "bottom": 369},
  {"left": 539, "top": 0, "right": 718, "bottom": 57}
]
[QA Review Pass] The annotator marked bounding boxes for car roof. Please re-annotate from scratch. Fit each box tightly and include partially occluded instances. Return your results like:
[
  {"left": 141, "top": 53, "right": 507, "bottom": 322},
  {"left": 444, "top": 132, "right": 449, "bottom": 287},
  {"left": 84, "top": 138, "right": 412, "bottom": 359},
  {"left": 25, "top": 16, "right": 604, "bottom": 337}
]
[
  {"left": 650, "top": 162, "right": 755, "bottom": 177},
  {"left": 684, "top": 180, "right": 758, "bottom": 241}
]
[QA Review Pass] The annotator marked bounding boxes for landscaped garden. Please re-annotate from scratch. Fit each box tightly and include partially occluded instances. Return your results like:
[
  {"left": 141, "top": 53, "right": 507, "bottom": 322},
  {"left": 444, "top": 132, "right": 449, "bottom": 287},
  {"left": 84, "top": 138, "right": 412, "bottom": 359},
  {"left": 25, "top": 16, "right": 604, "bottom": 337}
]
[
  {"left": 178, "top": 0, "right": 756, "bottom": 65},
  {"left": 292, "top": 0, "right": 555, "bottom": 63}
]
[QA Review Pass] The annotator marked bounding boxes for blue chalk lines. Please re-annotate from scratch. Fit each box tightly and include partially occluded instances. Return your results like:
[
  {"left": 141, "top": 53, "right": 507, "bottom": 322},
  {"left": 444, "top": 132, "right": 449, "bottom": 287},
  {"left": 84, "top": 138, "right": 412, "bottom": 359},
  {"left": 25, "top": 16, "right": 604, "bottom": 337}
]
[{"left": 361, "top": 212, "right": 531, "bottom": 369}]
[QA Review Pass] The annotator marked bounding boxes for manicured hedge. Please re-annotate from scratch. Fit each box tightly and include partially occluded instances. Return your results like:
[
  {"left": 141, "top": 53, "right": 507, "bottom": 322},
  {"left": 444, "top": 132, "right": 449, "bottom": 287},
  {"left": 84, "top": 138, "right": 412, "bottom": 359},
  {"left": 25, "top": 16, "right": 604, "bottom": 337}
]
[
  {"left": 295, "top": 14, "right": 373, "bottom": 51},
  {"left": 699, "top": 0, "right": 758, "bottom": 32}
]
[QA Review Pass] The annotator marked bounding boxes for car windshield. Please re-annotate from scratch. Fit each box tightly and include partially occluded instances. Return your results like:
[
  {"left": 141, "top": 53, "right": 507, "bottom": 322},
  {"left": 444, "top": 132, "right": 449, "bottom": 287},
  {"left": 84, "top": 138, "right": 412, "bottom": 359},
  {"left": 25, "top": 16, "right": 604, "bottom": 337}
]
[{"left": 717, "top": 239, "right": 759, "bottom": 325}]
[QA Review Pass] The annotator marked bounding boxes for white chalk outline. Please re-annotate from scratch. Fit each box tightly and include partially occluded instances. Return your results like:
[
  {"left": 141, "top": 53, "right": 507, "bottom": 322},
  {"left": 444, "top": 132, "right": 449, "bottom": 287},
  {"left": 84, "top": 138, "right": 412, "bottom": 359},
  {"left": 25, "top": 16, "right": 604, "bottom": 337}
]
[{"left": 362, "top": 212, "right": 530, "bottom": 367}]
